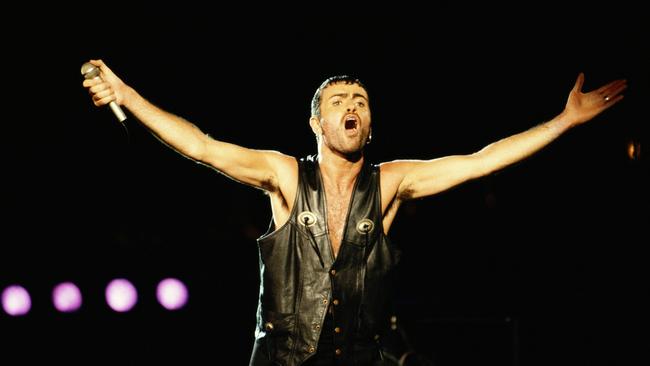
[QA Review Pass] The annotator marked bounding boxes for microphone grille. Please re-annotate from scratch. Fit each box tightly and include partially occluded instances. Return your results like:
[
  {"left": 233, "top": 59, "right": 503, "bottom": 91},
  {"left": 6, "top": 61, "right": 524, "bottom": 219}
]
[{"left": 81, "top": 62, "right": 100, "bottom": 79}]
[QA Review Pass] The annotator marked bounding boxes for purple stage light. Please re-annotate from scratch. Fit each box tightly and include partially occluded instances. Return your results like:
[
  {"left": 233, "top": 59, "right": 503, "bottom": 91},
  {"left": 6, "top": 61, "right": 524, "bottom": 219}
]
[
  {"left": 105, "top": 278, "right": 138, "bottom": 312},
  {"left": 2, "top": 285, "right": 32, "bottom": 316},
  {"left": 156, "top": 277, "right": 189, "bottom": 310},
  {"left": 52, "top": 282, "right": 83, "bottom": 313}
]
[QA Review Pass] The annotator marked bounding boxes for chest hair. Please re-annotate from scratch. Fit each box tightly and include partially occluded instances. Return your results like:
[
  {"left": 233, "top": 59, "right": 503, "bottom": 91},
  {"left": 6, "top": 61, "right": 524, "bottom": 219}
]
[{"left": 324, "top": 185, "right": 353, "bottom": 258}]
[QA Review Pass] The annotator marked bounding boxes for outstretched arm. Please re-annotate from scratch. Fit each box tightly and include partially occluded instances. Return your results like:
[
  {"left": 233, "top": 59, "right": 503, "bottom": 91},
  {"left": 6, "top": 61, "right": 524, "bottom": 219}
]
[
  {"left": 82, "top": 59, "right": 295, "bottom": 192},
  {"left": 383, "top": 73, "right": 627, "bottom": 200}
]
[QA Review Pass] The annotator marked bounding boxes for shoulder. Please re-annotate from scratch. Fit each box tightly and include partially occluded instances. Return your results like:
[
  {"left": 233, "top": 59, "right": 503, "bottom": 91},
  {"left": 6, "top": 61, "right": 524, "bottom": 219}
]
[
  {"left": 378, "top": 160, "right": 426, "bottom": 201},
  {"left": 267, "top": 151, "right": 298, "bottom": 177},
  {"left": 378, "top": 159, "right": 420, "bottom": 179},
  {"left": 263, "top": 151, "right": 299, "bottom": 206}
]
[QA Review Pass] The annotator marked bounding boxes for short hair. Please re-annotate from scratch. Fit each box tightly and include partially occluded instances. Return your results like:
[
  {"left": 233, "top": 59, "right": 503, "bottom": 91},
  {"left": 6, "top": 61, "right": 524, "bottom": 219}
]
[{"left": 310, "top": 75, "right": 367, "bottom": 117}]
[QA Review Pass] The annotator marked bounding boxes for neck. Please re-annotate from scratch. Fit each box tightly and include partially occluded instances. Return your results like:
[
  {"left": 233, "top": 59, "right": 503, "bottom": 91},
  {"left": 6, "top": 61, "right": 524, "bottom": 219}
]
[{"left": 317, "top": 148, "right": 364, "bottom": 189}]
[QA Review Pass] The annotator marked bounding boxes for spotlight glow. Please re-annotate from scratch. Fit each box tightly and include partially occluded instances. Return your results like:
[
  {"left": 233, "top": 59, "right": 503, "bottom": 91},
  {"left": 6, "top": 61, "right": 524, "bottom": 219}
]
[
  {"left": 627, "top": 140, "right": 641, "bottom": 160},
  {"left": 2, "top": 285, "right": 32, "bottom": 316},
  {"left": 105, "top": 278, "right": 138, "bottom": 312},
  {"left": 52, "top": 282, "right": 83, "bottom": 313},
  {"left": 156, "top": 278, "right": 189, "bottom": 310}
]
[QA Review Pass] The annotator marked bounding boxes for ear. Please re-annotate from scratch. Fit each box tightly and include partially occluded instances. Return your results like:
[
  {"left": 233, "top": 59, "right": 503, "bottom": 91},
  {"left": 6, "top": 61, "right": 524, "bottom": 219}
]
[{"left": 309, "top": 116, "right": 322, "bottom": 135}]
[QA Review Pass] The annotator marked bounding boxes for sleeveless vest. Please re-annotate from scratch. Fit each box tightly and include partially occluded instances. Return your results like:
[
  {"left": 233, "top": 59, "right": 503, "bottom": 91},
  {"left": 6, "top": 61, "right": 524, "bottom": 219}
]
[{"left": 252, "top": 155, "right": 401, "bottom": 365}]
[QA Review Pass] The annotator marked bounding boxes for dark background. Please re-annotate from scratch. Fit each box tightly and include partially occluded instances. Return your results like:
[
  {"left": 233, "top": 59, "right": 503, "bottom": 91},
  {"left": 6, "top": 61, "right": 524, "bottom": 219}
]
[{"left": 2, "top": 4, "right": 648, "bottom": 365}]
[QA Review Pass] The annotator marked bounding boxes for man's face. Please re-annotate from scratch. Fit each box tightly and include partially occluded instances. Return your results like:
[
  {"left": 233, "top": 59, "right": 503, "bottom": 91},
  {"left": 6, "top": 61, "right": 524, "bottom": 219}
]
[{"left": 317, "top": 82, "right": 371, "bottom": 156}]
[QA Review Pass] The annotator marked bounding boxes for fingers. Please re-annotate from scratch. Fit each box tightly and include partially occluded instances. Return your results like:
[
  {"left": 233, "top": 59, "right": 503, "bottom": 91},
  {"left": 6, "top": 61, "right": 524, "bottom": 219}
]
[
  {"left": 601, "top": 80, "right": 626, "bottom": 107},
  {"left": 576, "top": 75, "right": 627, "bottom": 105},
  {"left": 89, "top": 84, "right": 117, "bottom": 107},
  {"left": 595, "top": 79, "right": 627, "bottom": 110},
  {"left": 88, "top": 82, "right": 112, "bottom": 95},
  {"left": 606, "top": 83, "right": 627, "bottom": 102},
  {"left": 601, "top": 94, "right": 624, "bottom": 110},
  {"left": 82, "top": 59, "right": 119, "bottom": 108},
  {"left": 572, "top": 72, "right": 585, "bottom": 92},
  {"left": 83, "top": 77, "right": 112, "bottom": 94},
  {"left": 596, "top": 79, "right": 626, "bottom": 94},
  {"left": 82, "top": 76, "right": 106, "bottom": 88},
  {"left": 93, "top": 94, "right": 117, "bottom": 107},
  {"left": 82, "top": 64, "right": 115, "bottom": 106},
  {"left": 92, "top": 88, "right": 115, "bottom": 105},
  {"left": 82, "top": 78, "right": 98, "bottom": 88},
  {"left": 90, "top": 59, "right": 113, "bottom": 79},
  {"left": 90, "top": 59, "right": 104, "bottom": 68},
  {"left": 601, "top": 79, "right": 627, "bottom": 97}
]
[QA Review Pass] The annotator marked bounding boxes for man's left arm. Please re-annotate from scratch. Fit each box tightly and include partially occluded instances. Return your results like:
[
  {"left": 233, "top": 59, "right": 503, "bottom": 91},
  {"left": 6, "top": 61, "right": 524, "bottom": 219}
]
[{"left": 384, "top": 73, "right": 627, "bottom": 200}]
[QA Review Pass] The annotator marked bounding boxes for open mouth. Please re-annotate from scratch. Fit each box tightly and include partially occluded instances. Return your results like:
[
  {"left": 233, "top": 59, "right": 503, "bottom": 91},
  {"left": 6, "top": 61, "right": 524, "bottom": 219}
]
[{"left": 344, "top": 114, "right": 359, "bottom": 130}]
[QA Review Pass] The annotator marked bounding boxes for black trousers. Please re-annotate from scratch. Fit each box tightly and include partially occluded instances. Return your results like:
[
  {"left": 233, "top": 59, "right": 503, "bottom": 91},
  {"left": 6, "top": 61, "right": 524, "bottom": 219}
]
[{"left": 249, "top": 313, "right": 384, "bottom": 366}]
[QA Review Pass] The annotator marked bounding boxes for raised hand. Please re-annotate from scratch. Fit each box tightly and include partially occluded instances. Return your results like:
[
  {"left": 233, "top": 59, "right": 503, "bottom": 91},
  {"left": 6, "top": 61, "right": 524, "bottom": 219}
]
[{"left": 564, "top": 73, "right": 627, "bottom": 126}]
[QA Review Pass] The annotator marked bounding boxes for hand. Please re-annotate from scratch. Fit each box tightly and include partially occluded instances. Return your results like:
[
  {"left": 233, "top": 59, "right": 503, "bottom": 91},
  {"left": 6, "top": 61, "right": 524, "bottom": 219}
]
[
  {"left": 564, "top": 72, "right": 627, "bottom": 127},
  {"left": 82, "top": 59, "right": 129, "bottom": 108}
]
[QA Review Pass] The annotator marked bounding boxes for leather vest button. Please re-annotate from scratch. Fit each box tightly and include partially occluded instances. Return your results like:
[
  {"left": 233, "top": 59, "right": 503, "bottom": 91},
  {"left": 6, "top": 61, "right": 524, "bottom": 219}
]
[
  {"left": 264, "top": 322, "right": 274, "bottom": 332},
  {"left": 335, "top": 348, "right": 342, "bottom": 356},
  {"left": 356, "top": 219, "right": 374, "bottom": 234},
  {"left": 334, "top": 327, "right": 341, "bottom": 333},
  {"left": 298, "top": 211, "right": 317, "bottom": 227},
  {"left": 322, "top": 298, "right": 328, "bottom": 305},
  {"left": 330, "top": 269, "right": 336, "bottom": 276},
  {"left": 308, "top": 346, "right": 316, "bottom": 353},
  {"left": 332, "top": 299, "right": 340, "bottom": 306}
]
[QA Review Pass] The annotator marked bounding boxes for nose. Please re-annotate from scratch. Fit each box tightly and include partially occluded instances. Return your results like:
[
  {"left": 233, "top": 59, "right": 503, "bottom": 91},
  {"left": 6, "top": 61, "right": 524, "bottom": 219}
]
[{"left": 346, "top": 103, "right": 356, "bottom": 113}]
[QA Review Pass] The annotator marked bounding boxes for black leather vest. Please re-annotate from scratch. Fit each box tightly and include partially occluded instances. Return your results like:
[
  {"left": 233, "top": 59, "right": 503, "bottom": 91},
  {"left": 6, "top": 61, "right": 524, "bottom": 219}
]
[{"left": 252, "top": 155, "right": 401, "bottom": 365}]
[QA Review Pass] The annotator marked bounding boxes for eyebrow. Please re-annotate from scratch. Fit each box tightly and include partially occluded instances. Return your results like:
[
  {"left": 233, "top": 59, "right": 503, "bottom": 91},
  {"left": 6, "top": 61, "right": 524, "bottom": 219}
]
[{"left": 327, "top": 93, "right": 368, "bottom": 101}]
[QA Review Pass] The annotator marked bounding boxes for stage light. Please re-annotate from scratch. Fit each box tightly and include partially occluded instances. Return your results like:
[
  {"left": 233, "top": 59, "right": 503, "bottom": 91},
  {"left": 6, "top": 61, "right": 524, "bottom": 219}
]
[
  {"left": 105, "top": 278, "right": 138, "bottom": 312},
  {"left": 1, "top": 285, "right": 31, "bottom": 316},
  {"left": 627, "top": 140, "right": 641, "bottom": 160},
  {"left": 156, "top": 277, "right": 189, "bottom": 310},
  {"left": 52, "top": 282, "right": 83, "bottom": 313}
]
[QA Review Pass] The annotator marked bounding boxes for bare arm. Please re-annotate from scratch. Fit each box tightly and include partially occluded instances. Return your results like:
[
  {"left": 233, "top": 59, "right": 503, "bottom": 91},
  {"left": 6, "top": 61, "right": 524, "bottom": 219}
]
[
  {"left": 82, "top": 59, "right": 294, "bottom": 192},
  {"left": 383, "top": 73, "right": 627, "bottom": 200}
]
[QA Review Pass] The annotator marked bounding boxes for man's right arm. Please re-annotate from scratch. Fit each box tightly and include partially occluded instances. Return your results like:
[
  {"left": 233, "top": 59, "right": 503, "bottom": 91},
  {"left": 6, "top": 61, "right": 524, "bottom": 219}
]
[{"left": 83, "top": 59, "right": 294, "bottom": 193}]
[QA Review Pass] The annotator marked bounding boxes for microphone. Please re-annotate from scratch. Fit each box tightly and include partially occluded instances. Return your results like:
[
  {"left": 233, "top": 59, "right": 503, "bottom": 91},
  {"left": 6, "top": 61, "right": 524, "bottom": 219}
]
[{"left": 80, "top": 62, "right": 127, "bottom": 123}]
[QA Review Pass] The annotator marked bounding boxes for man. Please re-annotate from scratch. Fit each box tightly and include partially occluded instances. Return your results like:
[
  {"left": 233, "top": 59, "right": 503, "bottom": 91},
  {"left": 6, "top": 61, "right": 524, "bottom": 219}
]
[{"left": 83, "top": 59, "right": 625, "bottom": 365}]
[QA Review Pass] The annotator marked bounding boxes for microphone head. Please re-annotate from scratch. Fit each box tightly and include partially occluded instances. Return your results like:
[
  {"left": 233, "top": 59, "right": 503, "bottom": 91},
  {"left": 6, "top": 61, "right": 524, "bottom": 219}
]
[{"left": 81, "top": 62, "right": 100, "bottom": 79}]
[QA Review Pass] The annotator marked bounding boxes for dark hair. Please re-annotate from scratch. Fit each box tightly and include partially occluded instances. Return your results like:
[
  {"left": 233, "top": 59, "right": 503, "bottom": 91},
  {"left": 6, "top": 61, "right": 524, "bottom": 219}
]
[{"left": 310, "top": 75, "right": 367, "bottom": 117}]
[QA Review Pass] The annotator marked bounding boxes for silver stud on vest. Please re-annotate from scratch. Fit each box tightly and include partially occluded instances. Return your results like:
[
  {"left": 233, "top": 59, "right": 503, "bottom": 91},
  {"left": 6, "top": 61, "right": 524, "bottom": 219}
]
[
  {"left": 356, "top": 219, "right": 374, "bottom": 234},
  {"left": 264, "top": 322, "right": 274, "bottom": 332},
  {"left": 298, "top": 211, "right": 318, "bottom": 227}
]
